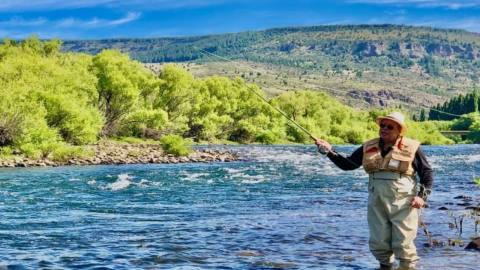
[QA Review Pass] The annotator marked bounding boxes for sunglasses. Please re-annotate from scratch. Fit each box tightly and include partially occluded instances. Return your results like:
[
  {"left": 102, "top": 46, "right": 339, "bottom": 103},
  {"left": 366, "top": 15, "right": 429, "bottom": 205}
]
[{"left": 379, "top": 123, "right": 395, "bottom": 130}]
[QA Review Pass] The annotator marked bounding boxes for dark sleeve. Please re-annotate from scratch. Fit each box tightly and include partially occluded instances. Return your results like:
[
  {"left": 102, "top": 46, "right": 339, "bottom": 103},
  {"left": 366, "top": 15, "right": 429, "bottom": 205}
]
[
  {"left": 326, "top": 146, "right": 363, "bottom": 171},
  {"left": 412, "top": 146, "right": 434, "bottom": 201}
]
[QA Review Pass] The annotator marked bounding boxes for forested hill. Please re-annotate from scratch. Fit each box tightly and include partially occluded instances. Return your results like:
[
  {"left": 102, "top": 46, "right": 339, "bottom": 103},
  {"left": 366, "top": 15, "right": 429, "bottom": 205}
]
[{"left": 62, "top": 25, "right": 480, "bottom": 109}]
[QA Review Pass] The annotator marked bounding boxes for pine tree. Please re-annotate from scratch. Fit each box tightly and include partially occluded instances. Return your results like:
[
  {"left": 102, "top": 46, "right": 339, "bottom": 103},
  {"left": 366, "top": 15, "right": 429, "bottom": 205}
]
[{"left": 419, "top": 109, "right": 426, "bottom": 121}]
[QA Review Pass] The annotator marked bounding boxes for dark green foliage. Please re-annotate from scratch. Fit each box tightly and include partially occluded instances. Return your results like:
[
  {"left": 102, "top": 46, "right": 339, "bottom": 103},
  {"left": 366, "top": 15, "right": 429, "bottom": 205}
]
[
  {"left": 449, "top": 113, "right": 480, "bottom": 143},
  {"left": 419, "top": 55, "right": 441, "bottom": 76},
  {"left": 419, "top": 109, "right": 427, "bottom": 121},
  {"left": 429, "top": 89, "right": 480, "bottom": 120}
]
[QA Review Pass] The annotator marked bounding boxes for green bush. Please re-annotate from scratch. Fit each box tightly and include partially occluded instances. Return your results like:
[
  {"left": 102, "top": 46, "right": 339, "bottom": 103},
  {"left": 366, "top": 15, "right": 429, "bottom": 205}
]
[
  {"left": 50, "top": 144, "right": 94, "bottom": 162},
  {"left": 160, "top": 135, "right": 192, "bottom": 156},
  {"left": 119, "top": 109, "right": 168, "bottom": 138},
  {"left": 41, "top": 94, "right": 104, "bottom": 145},
  {"left": 0, "top": 37, "right": 458, "bottom": 156}
]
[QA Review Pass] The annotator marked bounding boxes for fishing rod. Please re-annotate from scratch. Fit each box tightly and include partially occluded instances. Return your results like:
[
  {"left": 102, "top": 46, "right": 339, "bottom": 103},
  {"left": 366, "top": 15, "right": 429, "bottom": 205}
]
[
  {"left": 246, "top": 85, "right": 317, "bottom": 142},
  {"left": 197, "top": 47, "right": 441, "bottom": 247},
  {"left": 195, "top": 49, "right": 318, "bottom": 137},
  {"left": 196, "top": 47, "right": 463, "bottom": 119},
  {"left": 196, "top": 48, "right": 318, "bottom": 140},
  {"left": 196, "top": 48, "right": 343, "bottom": 156}
]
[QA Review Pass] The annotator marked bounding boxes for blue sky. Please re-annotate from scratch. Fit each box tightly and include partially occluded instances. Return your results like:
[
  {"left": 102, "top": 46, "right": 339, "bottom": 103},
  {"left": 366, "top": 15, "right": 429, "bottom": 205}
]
[{"left": 1, "top": 0, "right": 480, "bottom": 40}]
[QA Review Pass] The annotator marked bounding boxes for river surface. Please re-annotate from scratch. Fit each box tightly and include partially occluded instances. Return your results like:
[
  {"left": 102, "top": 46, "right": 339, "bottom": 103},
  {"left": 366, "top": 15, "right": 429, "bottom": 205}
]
[{"left": 0, "top": 145, "right": 478, "bottom": 269}]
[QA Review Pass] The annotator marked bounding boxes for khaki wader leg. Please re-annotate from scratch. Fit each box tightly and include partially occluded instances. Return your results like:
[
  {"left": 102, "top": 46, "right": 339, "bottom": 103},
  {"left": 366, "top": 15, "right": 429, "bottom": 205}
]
[{"left": 368, "top": 172, "right": 420, "bottom": 269}]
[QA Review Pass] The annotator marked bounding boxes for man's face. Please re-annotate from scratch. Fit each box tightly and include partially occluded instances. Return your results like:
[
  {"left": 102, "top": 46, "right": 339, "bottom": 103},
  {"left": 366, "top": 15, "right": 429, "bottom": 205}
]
[{"left": 379, "top": 119, "right": 401, "bottom": 142}]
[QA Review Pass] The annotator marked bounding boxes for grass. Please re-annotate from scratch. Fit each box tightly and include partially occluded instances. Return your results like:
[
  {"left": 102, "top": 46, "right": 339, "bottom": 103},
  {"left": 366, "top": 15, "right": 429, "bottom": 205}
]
[
  {"left": 474, "top": 177, "right": 480, "bottom": 187},
  {"left": 108, "top": 136, "right": 161, "bottom": 145}
]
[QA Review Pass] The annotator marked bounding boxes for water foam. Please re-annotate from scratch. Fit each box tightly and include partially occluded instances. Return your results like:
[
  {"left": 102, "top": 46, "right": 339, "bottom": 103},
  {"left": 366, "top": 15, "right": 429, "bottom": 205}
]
[
  {"left": 106, "top": 174, "right": 132, "bottom": 191},
  {"left": 183, "top": 173, "right": 210, "bottom": 182},
  {"left": 87, "top": 179, "right": 97, "bottom": 185},
  {"left": 224, "top": 167, "right": 245, "bottom": 174},
  {"left": 240, "top": 174, "right": 266, "bottom": 184},
  {"left": 457, "top": 154, "right": 480, "bottom": 164},
  {"left": 138, "top": 179, "right": 150, "bottom": 187}
]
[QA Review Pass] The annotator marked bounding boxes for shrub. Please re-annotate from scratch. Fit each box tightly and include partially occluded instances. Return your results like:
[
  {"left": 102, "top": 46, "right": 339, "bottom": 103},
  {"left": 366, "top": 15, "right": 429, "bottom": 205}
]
[
  {"left": 160, "top": 135, "right": 192, "bottom": 156},
  {"left": 41, "top": 94, "right": 103, "bottom": 145},
  {"left": 119, "top": 109, "right": 168, "bottom": 138},
  {"left": 50, "top": 144, "right": 94, "bottom": 162}
]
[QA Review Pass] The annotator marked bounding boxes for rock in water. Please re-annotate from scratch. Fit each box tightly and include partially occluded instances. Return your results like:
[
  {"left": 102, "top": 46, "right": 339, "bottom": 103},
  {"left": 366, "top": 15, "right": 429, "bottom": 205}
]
[
  {"left": 236, "top": 250, "right": 263, "bottom": 257},
  {"left": 465, "top": 237, "right": 480, "bottom": 251}
]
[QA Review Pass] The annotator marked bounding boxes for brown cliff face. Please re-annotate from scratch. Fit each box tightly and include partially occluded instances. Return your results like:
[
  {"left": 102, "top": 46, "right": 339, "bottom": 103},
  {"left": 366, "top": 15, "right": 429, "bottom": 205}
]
[
  {"left": 65, "top": 25, "right": 480, "bottom": 110},
  {"left": 346, "top": 89, "right": 415, "bottom": 107},
  {"left": 352, "top": 41, "right": 478, "bottom": 60}
]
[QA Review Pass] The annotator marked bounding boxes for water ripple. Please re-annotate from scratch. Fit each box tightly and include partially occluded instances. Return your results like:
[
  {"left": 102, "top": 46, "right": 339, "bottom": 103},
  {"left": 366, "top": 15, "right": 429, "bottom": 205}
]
[{"left": 0, "top": 145, "right": 478, "bottom": 269}]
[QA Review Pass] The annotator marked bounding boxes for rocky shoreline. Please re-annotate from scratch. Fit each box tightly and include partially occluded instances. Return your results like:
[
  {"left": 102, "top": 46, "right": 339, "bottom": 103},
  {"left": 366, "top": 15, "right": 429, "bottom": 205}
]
[{"left": 0, "top": 143, "right": 240, "bottom": 168}]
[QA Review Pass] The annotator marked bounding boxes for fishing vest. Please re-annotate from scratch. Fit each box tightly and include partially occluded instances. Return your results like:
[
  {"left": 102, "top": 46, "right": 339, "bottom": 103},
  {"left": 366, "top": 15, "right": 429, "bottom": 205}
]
[{"left": 362, "top": 137, "right": 420, "bottom": 176}]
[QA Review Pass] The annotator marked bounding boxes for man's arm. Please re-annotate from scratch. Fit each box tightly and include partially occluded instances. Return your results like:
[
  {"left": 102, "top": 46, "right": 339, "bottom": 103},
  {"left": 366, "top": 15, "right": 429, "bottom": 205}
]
[
  {"left": 326, "top": 146, "right": 363, "bottom": 171},
  {"left": 412, "top": 147, "right": 434, "bottom": 201}
]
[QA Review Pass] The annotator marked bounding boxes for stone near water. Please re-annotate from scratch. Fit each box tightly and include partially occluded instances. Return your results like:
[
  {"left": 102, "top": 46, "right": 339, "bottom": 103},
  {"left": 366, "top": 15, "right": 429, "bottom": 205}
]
[
  {"left": 454, "top": 195, "right": 472, "bottom": 200},
  {"left": 465, "top": 206, "right": 480, "bottom": 212},
  {"left": 0, "top": 143, "right": 239, "bottom": 168},
  {"left": 457, "top": 202, "right": 471, "bottom": 206},
  {"left": 236, "top": 250, "right": 263, "bottom": 257},
  {"left": 465, "top": 237, "right": 480, "bottom": 251}
]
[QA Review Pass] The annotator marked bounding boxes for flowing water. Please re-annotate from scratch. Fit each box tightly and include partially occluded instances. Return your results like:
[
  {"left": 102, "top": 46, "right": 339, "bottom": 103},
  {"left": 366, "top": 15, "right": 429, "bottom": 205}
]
[{"left": 0, "top": 145, "right": 478, "bottom": 269}]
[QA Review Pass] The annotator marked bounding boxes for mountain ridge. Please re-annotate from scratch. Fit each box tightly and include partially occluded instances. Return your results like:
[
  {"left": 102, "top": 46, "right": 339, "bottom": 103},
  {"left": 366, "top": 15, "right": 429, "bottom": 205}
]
[{"left": 62, "top": 24, "right": 480, "bottom": 110}]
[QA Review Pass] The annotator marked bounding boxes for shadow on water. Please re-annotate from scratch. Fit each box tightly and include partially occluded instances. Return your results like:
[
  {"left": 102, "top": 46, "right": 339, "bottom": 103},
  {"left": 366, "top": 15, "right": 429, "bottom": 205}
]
[{"left": 0, "top": 145, "right": 478, "bottom": 269}]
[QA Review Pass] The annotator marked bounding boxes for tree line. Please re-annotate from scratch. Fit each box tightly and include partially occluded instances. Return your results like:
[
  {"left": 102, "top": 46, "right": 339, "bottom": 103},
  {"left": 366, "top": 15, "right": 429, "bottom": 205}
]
[
  {"left": 0, "top": 37, "right": 454, "bottom": 161},
  {"left": 428, "top": 90, "right": 479, "bottom": 120}
]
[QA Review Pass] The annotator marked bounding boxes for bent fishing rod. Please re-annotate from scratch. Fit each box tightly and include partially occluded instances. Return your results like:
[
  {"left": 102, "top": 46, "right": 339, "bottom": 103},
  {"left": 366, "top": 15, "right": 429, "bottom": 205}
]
[
  {"left": 196, "top": 48, "right": 462, "bottom": 119},
  {"left": 197, "top": 49, "right": 314, "bottom": 135},
  {"left": 196, "top": 48, "right": 435, "bottom": 238},
  {"left": 197, "top": 48, "right": 336, "bottom": 156}
]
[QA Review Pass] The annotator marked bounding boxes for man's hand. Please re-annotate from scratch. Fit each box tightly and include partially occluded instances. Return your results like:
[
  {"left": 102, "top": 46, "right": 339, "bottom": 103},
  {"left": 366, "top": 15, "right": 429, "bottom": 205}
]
[
  {"left": 315, "top": 139, "right": 332, "bottom": 154},
  {"left": 410, "top": 196, "right": 425, "bottom": 209}
]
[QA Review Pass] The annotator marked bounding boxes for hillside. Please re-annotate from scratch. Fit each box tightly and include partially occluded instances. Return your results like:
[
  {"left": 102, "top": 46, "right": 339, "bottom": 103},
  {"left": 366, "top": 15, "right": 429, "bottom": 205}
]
[{"left": 62, "top": 25, "right": 480, "bottom": 110}]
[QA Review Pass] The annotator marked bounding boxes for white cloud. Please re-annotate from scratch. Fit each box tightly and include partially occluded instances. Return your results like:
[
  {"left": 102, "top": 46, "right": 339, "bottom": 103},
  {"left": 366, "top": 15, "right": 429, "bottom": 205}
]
[
  {"left": 57, "top": 18, "right": 77, "bottom": 28},
  {"left": 108, "top": 11, "right": 141, "bottom": 25},
  {"left": 0, "top": 12, "right": 141, "bottom": 32},
  {"left": 79, "top": 12, "right": 142, "bottom": 27},
  {"left": 57, "top": 12, "right": 141, "bottom": 28},
  {"left": 348, "top": 0, "right": 480, "bottom": 10},
  {"left": 0, "top": 17, "right": 47, "bottom": 26},
  {"left": 0, "top": 0, "right": 117, "bottom": 11},
  {"left": 0, "top": 0, "right": 226, "bottom": 11}
]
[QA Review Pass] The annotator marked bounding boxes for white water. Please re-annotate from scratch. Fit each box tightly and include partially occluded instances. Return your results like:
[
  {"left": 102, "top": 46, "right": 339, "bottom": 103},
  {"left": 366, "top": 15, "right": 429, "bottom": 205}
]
[{"left": 106, "top": 173, "right": 132, "bottom": 191}]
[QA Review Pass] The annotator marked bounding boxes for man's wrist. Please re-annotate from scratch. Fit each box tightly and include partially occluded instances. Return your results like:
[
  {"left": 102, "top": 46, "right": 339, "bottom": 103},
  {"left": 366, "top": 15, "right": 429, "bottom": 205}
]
[
  {"left": 416, "top": 192, "right": 428, "bottom": 201},
  {"left": 326, "top": 148, "right": 337, "bottom": 157}
]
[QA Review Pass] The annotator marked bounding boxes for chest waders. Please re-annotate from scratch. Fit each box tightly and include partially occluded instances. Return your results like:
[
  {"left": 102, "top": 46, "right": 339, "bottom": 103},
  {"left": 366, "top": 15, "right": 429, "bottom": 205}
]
[{"left": 368, "top": 171, "right": 420, "bottom": 269}]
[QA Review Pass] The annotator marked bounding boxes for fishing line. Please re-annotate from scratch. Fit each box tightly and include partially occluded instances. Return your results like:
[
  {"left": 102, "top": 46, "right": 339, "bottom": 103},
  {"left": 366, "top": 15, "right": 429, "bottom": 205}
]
[
  {"left": 193, "top": 48, "right": 319, "bottom": 140},
  {"left": 196, "top": 48, "right": 462, "bottom": 119},
  {"left": 196, "top": 48, "right": 328, "bottom": 154},
  {"left": 196, "top": 48, "right": 365, "bottom": 165},
  {"left": 245, "top": 85, "right": 318, "bottom": 141},
  {"left": 194, "top": 47, "right": 476, "bottom": 250}
]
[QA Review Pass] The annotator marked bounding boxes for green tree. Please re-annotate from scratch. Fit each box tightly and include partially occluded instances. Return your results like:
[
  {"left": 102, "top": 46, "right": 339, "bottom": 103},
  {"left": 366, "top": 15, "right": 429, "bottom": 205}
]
[{"left": 92, "top": 50, "right": 157, "bottom": 136}]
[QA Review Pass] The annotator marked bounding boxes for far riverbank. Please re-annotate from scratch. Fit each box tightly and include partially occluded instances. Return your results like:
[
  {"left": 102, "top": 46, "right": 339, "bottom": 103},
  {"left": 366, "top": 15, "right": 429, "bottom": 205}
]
[{"left": 0, "top": 142, "right": 239, "bottom": 168}]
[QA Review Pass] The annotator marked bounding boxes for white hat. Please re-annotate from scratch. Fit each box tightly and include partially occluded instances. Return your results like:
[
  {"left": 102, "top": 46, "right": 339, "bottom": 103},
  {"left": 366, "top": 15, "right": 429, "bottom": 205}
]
[{"left": 376, "top": 111, "right": 407, "bottom": 134}]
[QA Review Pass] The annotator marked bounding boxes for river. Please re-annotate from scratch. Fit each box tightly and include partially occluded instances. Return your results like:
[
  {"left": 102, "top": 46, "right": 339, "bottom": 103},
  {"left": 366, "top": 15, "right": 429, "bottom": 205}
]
[{"left": 0, "top": 145, "right": 478, "bottom": 269}]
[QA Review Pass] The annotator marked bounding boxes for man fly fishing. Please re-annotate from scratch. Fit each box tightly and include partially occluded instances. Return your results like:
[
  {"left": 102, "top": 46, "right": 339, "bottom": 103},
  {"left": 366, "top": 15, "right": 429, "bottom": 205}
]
[{"left": 315, "top": 112, "right": 433, "bottom": 270}]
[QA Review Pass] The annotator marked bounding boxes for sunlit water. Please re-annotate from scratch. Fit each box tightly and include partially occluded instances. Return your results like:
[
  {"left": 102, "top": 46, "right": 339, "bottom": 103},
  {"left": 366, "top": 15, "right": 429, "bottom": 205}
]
[{"left": 0, "top": 145, "right": 478, "bottom": 269}]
